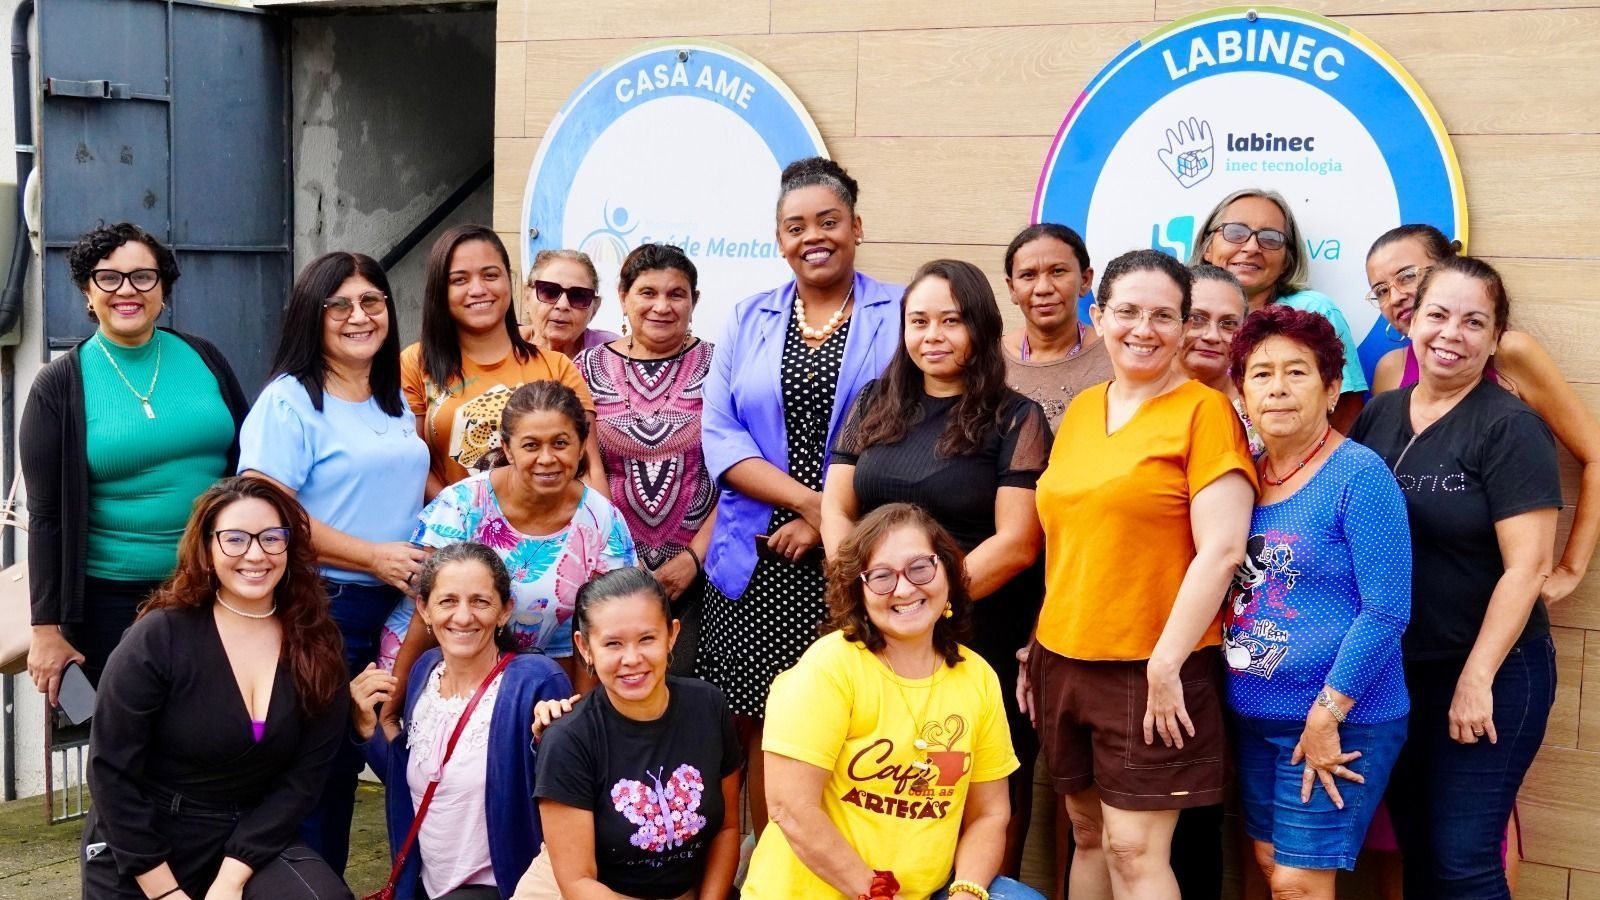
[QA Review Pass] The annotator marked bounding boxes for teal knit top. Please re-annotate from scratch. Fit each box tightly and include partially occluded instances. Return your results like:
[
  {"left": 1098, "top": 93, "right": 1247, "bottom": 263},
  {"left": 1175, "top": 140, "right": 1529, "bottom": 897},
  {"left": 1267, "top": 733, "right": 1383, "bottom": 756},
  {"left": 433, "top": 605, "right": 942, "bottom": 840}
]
[{"left": 81, "top": 331, "right": 236, "bottom": 580}]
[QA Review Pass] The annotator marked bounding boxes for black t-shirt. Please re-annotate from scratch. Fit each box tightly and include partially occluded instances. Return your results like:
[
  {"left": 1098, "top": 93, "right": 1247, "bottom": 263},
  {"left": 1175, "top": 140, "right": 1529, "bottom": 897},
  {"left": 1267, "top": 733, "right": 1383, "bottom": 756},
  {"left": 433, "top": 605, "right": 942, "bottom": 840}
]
[
  {"left": 535, "top": 676, "right": 740, "bottom": 898},
  {"left": 831, "top": 384, "right": 1052, "bottom": 690},
  {"left": 1349, "top": 380, "right": 1562, "bottom": 660},
  {"left": 831, "top": 384, "right": 1051, "bottom": 550}
]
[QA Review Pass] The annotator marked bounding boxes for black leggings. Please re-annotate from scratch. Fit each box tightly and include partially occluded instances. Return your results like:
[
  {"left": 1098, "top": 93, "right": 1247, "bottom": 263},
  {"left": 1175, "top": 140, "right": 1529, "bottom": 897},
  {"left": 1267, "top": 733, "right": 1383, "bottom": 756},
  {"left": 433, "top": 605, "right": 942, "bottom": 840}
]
[{"left": 80, "top": 801, "right": 352, "bottom": 899}]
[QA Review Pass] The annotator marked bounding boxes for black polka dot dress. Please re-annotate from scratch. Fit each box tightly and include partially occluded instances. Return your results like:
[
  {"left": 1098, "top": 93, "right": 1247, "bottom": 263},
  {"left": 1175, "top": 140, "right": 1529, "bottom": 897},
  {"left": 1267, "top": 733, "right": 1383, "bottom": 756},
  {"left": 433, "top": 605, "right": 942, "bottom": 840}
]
[{"left": 697, "top": 313, "right": 852, "bottom": 719}]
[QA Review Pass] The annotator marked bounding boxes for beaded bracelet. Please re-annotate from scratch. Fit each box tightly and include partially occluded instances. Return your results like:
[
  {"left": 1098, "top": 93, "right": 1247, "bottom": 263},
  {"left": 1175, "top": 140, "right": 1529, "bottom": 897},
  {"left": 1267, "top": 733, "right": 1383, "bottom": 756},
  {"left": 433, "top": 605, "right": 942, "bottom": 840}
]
[{"left": 948, "top": 879, "right": 990, "bottom": 900}]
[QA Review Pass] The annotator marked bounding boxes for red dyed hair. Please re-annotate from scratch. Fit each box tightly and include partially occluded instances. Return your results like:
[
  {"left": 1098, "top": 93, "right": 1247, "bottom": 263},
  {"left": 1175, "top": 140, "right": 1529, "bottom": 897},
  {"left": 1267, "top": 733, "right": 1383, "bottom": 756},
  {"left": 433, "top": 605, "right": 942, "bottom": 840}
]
[
  {"left": 142, "top": 476, "right": 345, "bottom": 714},
  {"left": 1228, "top": 303, "right": 1345, "bottom": 390}
]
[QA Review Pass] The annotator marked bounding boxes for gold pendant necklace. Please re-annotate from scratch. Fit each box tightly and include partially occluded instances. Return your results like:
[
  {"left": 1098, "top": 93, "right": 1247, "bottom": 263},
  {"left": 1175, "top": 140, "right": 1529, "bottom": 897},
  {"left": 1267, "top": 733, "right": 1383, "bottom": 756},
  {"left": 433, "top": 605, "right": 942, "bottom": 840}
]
[
  {"left": 879, "top": 651, "right": 938, "bottom": 787},
  {"left": 95, "top": 333, "right": 161, "bottom": 419}
]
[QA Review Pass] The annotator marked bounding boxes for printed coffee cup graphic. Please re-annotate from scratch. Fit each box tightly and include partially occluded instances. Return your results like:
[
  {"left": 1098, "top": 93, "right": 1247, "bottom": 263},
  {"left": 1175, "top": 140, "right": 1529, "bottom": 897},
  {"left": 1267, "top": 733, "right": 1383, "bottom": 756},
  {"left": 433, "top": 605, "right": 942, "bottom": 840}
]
[
  {"left": 919, "top": 715, "right": 972, "bottom": 786},
  {"left": 929, "top": 750, "right": 972, "bottom": 786}
]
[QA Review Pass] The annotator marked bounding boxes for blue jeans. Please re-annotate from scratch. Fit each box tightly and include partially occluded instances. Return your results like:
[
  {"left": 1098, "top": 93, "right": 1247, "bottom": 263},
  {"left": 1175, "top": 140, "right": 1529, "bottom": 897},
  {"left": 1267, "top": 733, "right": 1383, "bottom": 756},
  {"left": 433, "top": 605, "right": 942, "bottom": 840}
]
[
  {"left": 298, "top": 578, "right": 403, "bottom": 875},
  {"left": 1386, "top": 635, "right": 1555, "bottom": 899},
  {"left": 931, "top": 877, "right": 1047, "bottom": 900},
  {"left": 1234, "top": 713, "right": 1407, "bottom": 870}
]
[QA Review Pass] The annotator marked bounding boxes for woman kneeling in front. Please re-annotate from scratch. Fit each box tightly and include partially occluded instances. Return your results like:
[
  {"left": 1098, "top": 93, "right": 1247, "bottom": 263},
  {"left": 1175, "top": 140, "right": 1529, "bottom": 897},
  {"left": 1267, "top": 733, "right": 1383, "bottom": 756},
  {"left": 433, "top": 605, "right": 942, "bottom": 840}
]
[
  {"left": 516, "top": 567, "right": 742, "bottom": 900},
  {"left": 352, "top": 543, "right": 572, "bottom": 899},
  {"left": 744, "top": 503, "right": 1044, "bottom": 900}
]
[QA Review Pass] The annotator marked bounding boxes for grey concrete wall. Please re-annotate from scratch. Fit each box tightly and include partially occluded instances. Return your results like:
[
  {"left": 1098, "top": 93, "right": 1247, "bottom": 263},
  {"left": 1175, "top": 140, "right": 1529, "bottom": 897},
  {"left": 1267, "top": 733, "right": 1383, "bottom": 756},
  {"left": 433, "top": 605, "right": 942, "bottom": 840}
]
[
  {"left": 291, "top": 8, "right": 495, "bottom": 345},
  {"left": 0, "top": 0, "right": 54, "bottom": 803}
]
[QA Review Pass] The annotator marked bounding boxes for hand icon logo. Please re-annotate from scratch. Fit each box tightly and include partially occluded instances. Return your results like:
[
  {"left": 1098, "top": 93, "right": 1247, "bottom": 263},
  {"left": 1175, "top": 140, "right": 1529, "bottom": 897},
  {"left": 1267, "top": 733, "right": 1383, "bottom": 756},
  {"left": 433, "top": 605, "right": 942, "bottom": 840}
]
[{"left": 1157, "top": 117, "right": 1215, "bottom": 189}]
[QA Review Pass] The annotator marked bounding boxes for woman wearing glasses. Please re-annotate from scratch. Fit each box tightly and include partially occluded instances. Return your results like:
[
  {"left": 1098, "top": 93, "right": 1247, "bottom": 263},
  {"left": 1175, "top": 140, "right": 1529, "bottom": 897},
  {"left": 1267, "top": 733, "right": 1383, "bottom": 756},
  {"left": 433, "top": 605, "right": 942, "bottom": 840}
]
[
  {"left": 747, "top": 503, "right": 1043, "bottom": 900},
  {"left": 401, "top": 225, "right": 601, "bottom": 501},
  {"left": 821, "top": 259, "right": 1050, "bottom": 878},
  {"left": 83, "top": 476, "right": 350, "bottom": 900},
  {"left": 575, "top": 244, "right": 716, "bottom": 672},
  {"left": 1190, "top": 189, "right": 1368, "bottom": 431},
  {"left": 23, "top": 222, "right": 248, "bottom": 706},
  {"left": 523, "top": 248, "right": 619, "bottom": 358},
  {"left": 1024, "top": 250, "right": 1256, "bottom": 900},
  {"left": 238, "top": 251, "right": 430, "bottom": 874},
  {"left": 1175, "top": 264, "right": 1262, "bottom": 457}
]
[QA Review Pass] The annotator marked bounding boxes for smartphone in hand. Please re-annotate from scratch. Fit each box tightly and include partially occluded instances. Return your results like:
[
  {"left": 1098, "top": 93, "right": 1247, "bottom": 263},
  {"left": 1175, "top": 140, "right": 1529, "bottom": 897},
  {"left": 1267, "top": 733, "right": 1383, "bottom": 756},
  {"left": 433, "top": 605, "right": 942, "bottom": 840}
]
[{"left": 57, "top": 662, "right": 96, "bottom": 726}]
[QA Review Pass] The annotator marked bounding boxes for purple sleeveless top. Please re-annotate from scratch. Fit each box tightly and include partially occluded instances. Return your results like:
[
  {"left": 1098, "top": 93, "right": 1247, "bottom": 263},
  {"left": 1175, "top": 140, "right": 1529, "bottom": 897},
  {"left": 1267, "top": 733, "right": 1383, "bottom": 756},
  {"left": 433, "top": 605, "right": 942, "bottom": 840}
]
[{"left": 1400, "top": 345, "right": 1499, "bottom": 388}]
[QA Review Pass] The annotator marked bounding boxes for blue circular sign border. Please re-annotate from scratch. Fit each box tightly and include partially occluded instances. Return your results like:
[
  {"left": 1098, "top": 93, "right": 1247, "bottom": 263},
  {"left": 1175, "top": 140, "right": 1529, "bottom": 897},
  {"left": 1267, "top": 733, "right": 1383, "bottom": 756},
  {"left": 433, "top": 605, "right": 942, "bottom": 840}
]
[{"left": 522, "top": 40, "right": 828, "bottom": 270}]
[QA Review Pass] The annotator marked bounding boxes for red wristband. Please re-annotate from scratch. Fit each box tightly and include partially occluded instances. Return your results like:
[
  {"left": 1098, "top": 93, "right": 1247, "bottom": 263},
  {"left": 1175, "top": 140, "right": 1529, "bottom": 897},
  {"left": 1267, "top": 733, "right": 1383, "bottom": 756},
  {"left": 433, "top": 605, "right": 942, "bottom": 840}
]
[{"left": 859, "top": 870, "right": 899, "bottom": 899}]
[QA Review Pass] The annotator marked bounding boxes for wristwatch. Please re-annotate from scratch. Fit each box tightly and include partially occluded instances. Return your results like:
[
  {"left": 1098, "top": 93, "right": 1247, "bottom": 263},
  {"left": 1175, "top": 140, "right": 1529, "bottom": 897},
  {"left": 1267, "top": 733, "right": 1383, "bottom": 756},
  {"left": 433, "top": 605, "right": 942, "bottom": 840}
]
[{"left": 1315, "top": 688, "right": 1348, "bottom": 724}]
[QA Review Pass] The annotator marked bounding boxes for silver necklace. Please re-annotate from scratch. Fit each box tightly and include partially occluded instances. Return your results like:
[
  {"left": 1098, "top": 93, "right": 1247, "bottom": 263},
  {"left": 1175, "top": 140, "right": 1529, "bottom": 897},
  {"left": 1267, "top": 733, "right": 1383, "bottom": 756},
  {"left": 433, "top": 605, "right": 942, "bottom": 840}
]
[
  {"left": 95, "top": 333, "right": 162, "bottom": 419},
  {"left": 216, "top": 593, "right": 276, "bottom": 619}
]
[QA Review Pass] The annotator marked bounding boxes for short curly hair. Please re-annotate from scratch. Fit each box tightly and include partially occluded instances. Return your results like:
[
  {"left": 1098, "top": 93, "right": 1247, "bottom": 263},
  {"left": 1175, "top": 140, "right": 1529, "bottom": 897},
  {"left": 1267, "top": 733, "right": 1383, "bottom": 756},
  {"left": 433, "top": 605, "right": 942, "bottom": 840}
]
[
  {"left": 822, "top": 503, "right": 973, "bottom": 667},
  {"left": 1228, "top": 303, "right": 1346, "bottom": 391},
  {"left": 66, "top": 222, "right": 180, "bottom": 296}
]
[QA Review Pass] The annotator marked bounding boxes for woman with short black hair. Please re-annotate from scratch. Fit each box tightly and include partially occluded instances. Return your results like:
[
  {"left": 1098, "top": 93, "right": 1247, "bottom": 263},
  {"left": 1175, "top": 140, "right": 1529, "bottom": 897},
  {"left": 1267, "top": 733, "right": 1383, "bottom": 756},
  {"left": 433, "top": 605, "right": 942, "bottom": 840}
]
[{"left": 24, "top": 221, "right": 247, "bottom": 705}]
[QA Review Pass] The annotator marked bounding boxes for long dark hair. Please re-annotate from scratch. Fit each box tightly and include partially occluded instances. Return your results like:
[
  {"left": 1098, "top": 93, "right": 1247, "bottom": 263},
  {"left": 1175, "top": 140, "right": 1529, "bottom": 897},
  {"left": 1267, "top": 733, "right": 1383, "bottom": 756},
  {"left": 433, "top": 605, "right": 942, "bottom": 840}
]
[
  {"left": 853, "top": 259, "right": 1008, "bottom": 456},
  {"left": 823, "top": 503, "right": 972, "bottom": 667},
  {"left": 143, "top": 477, "right": 345, "bottom": 714},
  {"left": 269, "top": 251, "right": 405, "bottom": 417},
  {"left": 415, "top": 543, "right": 519, "bottom": 655},
  {"left": 420, "top": 225, "right": 539, "bottom": 391}
]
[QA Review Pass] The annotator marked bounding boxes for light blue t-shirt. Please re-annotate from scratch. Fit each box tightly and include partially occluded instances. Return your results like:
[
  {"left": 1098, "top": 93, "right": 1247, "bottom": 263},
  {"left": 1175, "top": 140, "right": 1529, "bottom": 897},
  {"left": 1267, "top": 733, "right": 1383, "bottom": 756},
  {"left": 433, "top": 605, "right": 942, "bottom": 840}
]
[
  {"left": 238, "top": 374, "right": 430, "bottom": 583},
  {"left": 1224, "top": 440, "right": 1411, "bottom": 724},
  {"left": 1278, "top": 289, "right": 1370, "bottom": 394}
]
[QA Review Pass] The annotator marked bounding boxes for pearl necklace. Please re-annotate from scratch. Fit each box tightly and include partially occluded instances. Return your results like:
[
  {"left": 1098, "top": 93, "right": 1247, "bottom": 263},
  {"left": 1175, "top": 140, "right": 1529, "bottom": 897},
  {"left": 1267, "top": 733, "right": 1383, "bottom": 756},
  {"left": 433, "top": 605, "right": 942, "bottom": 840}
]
[
  {"left": 795, "top": 283, "right": 854, "bottom": 342},
  {"left": 216, "top": 593, "right": 276, "bottom": 620}
]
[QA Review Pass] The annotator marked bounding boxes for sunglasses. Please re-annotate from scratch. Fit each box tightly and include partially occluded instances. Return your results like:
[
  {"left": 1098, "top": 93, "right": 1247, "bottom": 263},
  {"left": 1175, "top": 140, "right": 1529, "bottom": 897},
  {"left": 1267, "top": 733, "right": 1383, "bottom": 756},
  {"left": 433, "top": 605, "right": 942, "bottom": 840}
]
[
  {"left": 531, "top": 280, "right": 598, "bottom": 310},
  {"left": 860, "top": 554, "right": 941, "bottom": 595},
  {"left": 1210, "top": 222, "right": 1288, "bottom": 251},
  {"left": 323, "top": 291, "right": 388, "bottom": 321}
]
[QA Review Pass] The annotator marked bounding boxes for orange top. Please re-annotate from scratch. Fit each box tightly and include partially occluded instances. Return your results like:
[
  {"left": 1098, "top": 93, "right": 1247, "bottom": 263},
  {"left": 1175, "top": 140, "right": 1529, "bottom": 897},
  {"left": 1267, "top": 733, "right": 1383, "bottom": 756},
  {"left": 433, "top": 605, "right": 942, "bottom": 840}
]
[
  {"left": 1035, "top": 380, "right": 1255, "bottom": 661},
  {"left": 400, "top": 342, "right": 594, "bottom": 488}
]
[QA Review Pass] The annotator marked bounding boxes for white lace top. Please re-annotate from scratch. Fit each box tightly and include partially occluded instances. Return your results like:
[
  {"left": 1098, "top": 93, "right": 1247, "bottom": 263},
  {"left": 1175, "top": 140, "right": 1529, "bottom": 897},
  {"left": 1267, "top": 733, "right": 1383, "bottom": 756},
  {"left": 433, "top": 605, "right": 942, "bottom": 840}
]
[{"left": 405, "top": 663, "right": 502, "bottom": 897}]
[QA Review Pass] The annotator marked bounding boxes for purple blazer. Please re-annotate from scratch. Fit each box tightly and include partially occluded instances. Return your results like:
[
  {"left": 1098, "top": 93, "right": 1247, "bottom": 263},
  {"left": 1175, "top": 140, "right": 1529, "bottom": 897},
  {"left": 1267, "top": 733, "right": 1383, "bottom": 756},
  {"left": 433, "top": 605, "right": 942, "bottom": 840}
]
[{"left": 701, "top": 271, "right": 903, "bottom": 598}]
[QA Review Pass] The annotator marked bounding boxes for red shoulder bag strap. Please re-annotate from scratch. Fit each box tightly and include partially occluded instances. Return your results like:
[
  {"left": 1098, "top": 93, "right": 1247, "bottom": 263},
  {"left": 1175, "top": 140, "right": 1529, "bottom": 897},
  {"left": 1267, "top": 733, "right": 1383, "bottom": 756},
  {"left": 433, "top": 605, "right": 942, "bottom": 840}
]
[{"left": 366, "top": 653, "right": 514, "bottom": 900}]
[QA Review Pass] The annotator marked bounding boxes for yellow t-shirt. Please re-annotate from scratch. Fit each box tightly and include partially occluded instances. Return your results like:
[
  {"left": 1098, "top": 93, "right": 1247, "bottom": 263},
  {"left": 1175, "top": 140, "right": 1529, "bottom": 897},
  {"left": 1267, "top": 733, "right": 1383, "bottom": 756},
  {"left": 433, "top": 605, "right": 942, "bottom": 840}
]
[
  {"left": 1035, "top": 380, "right": 1255, "bottom": 661},
  {"left": 400, "top": 342, "right": 595, "bottom": 488},
  {"left": 744, "top": 632, "right": 1018, "bottom": 900}
]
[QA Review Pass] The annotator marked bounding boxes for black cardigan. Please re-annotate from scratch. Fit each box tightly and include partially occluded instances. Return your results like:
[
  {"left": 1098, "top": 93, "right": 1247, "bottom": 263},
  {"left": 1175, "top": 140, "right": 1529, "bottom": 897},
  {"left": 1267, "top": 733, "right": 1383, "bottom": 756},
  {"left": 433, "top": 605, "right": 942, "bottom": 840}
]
[
  {"left": 89, "top": 605, "right": 349, "bottom": 876},
  {"left": 19, "top": 329, "right": 249, "bottom": 625}
]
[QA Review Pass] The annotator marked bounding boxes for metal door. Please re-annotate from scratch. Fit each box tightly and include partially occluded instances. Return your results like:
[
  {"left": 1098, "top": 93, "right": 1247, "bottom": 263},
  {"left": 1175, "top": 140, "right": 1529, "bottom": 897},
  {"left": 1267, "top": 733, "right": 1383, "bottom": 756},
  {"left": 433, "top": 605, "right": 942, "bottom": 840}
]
[{"left": 37, "top": 0, "right": 291, "bottom": 394}]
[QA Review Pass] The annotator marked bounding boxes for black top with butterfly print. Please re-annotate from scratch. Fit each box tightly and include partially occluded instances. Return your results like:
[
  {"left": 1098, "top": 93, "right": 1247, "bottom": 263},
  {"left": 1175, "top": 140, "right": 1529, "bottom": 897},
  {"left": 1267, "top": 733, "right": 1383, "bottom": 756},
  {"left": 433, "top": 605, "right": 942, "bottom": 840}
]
[{"left": 535, "top": 675, "right": 741, "bottom": 898}]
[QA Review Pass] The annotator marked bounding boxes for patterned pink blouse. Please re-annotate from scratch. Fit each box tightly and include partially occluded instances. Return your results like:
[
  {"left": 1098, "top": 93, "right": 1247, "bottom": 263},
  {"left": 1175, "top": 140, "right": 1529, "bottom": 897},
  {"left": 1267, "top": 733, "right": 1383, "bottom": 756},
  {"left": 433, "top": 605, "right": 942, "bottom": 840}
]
[{"left": 576, "top": 340, "right": 716, "bottom": 571}]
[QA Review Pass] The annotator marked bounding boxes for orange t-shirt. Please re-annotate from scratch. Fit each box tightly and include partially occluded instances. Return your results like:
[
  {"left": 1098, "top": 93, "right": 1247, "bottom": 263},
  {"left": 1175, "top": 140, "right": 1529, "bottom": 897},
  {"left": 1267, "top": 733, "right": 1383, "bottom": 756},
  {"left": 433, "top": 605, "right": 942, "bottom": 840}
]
[
  {"left": 1035, "top": 380, "right": 1255, "bottom": 661},
  {"left": 400, "top": 342, "right": 594, "bottom": 488}
]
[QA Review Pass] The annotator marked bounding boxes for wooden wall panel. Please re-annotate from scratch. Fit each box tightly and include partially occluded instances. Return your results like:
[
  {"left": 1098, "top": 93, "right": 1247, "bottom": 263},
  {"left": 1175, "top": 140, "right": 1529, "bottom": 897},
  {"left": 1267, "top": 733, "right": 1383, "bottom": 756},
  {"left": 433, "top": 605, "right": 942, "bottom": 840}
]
[
  {"left": 1159, "top": 0, "right": 1600, "bottom": 15},
  {"left": 1549, "top": 626, "right": 1585, "bottom": 748},
  {"left": 1576, "top": 869, "right": 1600, "bottom": 900},
  {"left": 492, "top": 137, "right": 537, "bottom": 235},
  {"left": 523, "top": 1, "right": 769, "bottom": 42},
  {"left": 521, "top": 34, "right": 860, "bottom": 145},
  {"left": 855, "top": 24, "right": 1148, "bottom": 138},
  {"left": 773, "top": 0, "right": 1157, "bottom": 33},
  {"left": 495, "top": 42, "right": 526, "bottom": 139},
  {"left": 1517, "top": 863, "right": 1571, "bottom": 900},
  {"left": 1358, "top": 10, "right": 1600, "bottom": 136},
  {"left": 1519, "top": 746, "right": 1600, "bottom": 872},
  {"left": 1458, "top": 135, "right": 1600, "bottom": 261},
  {"left": 832, "top": 136, "right": 1041, "bottom": 246}
]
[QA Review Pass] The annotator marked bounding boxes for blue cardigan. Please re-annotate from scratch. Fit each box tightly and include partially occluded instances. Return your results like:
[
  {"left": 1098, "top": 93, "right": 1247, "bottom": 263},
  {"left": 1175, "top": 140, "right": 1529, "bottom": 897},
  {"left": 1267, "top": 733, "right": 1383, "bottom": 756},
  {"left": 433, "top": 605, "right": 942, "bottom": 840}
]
[
  {"left": 701, "top": 271, "right": 903, "bottom": 598},
  {"left": 361, "top": 649, "right": 572, "bottom": 900}
]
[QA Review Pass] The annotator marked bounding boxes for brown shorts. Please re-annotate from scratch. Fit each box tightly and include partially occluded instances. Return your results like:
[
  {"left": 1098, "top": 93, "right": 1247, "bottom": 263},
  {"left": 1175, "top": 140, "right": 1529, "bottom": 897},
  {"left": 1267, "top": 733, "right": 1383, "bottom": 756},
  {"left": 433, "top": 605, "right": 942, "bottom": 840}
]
[{"left": 1029, "top": 642, "right": 1227, "bottom": 811}]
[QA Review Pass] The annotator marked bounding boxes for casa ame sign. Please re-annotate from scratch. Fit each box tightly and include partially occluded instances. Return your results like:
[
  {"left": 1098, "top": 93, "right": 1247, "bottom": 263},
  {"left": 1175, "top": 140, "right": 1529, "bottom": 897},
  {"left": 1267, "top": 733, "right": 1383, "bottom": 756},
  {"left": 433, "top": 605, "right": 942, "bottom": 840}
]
[{"left": 521, "top": 41, "right": 827, "bottom": 342}]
